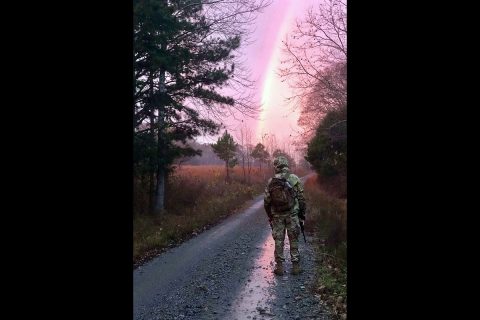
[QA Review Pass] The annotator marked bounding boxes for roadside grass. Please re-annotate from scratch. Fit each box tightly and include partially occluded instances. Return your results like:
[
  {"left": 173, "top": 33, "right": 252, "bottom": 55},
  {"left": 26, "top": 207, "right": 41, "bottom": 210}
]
[
  {"left": 134, "top": 165, "right": 279, "bottom": 267},
  {"left": 304, "top": 174, "right": 347, "bottom": 319}
]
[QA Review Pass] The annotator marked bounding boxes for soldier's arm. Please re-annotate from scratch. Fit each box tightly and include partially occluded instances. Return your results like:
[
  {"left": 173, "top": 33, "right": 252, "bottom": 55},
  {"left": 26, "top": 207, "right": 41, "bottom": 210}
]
[
  {"left": 264, "top": 179, "right": 273, "bottom": 222},
  {"left": 294, "top": 177, "right": 306, "bottom": 220}
]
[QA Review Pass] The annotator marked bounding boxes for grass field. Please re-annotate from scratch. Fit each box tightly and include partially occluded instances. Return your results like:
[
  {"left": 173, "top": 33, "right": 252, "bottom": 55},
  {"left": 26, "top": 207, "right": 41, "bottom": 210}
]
[{"left": 134, "top": 165, "right": 312, "bottom": 267}]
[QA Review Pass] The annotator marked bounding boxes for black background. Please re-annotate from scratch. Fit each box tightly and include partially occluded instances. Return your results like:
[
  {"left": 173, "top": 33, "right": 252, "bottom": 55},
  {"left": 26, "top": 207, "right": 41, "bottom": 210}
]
[{"left": 4, "top": 0, "right": 473, "bottom": 318}]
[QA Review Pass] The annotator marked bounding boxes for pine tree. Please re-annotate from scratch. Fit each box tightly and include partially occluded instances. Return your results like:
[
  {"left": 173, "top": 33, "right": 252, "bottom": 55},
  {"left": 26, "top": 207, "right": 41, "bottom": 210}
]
[
  {"left": 134, "top": 0, "right": 241, "bottom": 213},
  {"left": 251, "top": 143, "right": 269, "bottom": 171},
  {"left": 211, "top": 130, "right": 238, "bottom": 182}
]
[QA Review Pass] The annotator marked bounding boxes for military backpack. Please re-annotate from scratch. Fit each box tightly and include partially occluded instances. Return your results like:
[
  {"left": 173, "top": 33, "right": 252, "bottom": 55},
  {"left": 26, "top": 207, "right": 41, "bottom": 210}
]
[{"left": 268, "top": 173, "right": 295, "bottom": 212}]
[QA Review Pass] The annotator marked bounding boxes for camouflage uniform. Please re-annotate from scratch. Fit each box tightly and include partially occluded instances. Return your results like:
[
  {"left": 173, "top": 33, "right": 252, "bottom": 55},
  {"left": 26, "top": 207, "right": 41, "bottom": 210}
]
[{"left": 264, "top": 158, "right": 306, "bottom": 264}]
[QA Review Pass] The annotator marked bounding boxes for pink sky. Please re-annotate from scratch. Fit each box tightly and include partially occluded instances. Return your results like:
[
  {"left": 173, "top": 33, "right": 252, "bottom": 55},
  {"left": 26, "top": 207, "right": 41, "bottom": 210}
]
[{"left": 198, "top": 0, "right": 319, "bottom": 149}]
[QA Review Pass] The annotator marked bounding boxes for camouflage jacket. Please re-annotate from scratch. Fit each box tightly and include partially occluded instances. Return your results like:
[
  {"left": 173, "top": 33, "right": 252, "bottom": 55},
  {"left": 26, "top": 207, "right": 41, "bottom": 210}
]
[{"left": 264, "top": 167, "right": 306, "bottom": 220}]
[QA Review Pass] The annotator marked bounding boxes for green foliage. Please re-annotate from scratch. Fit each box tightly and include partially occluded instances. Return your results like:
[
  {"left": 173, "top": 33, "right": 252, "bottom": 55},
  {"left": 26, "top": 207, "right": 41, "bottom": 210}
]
[
  {"left": 133, "top": 0, "right": 243, "bottom": 206},
  {"left": 228, "top": 156, "right": 238, "bottom": 168},
  {"left": 134, "top": 130, "right": 156, "bottom": 176},
  {"left": 306, "top": 107, "right": 346, "bottom": 179},
  {"left": 211, "top": 131, "right": 238, "bottom": 180},
  {"left": 251, "top": 143, "right": 269, "bottom": 162},
  {"left": 211, "top": 130, "right": 238, "bottom": 165}
]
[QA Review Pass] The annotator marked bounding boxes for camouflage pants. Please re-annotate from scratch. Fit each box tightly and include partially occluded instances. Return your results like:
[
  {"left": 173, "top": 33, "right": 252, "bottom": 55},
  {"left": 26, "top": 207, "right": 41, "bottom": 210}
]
[{"left": 271, "top": 211, "right": 301, "bottom": 263}]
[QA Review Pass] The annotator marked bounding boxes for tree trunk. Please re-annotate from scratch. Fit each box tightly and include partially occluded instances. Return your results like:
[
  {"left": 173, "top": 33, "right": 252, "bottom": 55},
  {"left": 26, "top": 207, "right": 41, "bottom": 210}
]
[
  {"left": 154, "top": 167, "right": 166, "bottom": 213},
  {"left": 260, "top": 160, "right": 264, "bottom": 181},
  {"left": 225, "top": 159, "right": 230, "bottom": 182},
  {"left": 148, "top": 71, "right": 155, "bottom": 213},
  {"left": 149, "top": 172, "right": 155, "bottom": 213},
  {"left": 247, "top": 155, "right": 251, "bottom": 184},
  {"left": 242, "top": 155, "right": 246, "bottom": 183},
  {"left": 153, "top": 68, "right": 166, "bottom": 214}
]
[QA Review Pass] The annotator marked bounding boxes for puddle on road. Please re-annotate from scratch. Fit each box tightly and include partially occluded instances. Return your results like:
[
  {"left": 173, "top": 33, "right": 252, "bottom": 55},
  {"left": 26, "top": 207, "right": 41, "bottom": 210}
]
[{"left": 227, "top": 232, "right": 295, "bottom": 320}]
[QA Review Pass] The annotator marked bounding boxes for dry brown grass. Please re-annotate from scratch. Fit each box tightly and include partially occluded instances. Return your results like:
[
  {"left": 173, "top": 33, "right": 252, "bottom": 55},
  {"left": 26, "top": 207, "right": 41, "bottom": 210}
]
[
  {"left": 134, "top": 165, "right": 312, "bottom": 267},
  {"left": 174, "top": 165, "right": 270, "bottom": 184},
  {"left": 304, "top": 174, "right": 347, "bottom": 319},
  {"left": 304, "top": 174, "right": 346, "bottom": 260},
  {"left": 134, "top": 165, "right": 270, "bottom": 266},
  {"left": 175, "top": 164, "right": 310, "bottom": 181}
]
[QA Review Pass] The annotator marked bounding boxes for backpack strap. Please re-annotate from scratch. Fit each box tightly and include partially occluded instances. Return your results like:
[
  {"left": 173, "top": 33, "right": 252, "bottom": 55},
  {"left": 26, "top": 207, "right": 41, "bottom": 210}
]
[
  {"left": 284, "top": 173, "right": 297, "bottom": 198},
  {"left": 284, "top": 173, "right": 293, "bottom": 187}
]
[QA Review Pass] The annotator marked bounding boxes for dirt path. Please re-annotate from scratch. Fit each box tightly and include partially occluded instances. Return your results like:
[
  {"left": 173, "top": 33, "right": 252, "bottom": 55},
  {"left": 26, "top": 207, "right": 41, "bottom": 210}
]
[{"left": 134, "top": 175, "right": 329, "bottom": 320}]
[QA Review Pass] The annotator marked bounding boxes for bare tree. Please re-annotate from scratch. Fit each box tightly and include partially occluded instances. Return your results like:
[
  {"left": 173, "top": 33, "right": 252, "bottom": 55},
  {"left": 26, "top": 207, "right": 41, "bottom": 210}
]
[
  {"left": 245, "top": 125, "right": 254, "bottom": 183},
  {"left": 235, "top": 122, "right": 255, "bottom": 183},
  {"left": 297, "top": 61, "right": 346, "bottom": 141},
  {"left": 177, "top": 0, "right": 273, "bottom": 123},
  {"left": 279, "top": 0, "right": 347, "bottom": 144},
  {"left": 280, "top": 0, "right": 346, "bottom": 83},
  {"left": 235, "top": 123, "right": 247, "bottom": 183},
  {"left": 263, "top": 133, "right": 278, "bottom": 174}
]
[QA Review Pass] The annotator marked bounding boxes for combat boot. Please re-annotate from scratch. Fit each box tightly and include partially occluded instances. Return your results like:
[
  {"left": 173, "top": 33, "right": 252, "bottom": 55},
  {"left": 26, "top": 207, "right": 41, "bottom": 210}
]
[
  {"left": 292, "top": 261, "right": 302, "bottom": 275},
  {"left": 273, "top": 263, "right": 284, "bottom": 275}
]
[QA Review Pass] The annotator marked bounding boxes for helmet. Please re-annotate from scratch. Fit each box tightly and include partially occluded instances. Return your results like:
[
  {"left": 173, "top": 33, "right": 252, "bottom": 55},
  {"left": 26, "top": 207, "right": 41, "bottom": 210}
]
[{"left": 273, "top": 156, "right": 289, "bottom": 169}]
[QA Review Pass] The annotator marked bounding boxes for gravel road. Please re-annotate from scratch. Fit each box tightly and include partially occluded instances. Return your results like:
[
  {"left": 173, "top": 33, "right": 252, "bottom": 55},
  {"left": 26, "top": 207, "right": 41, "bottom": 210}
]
[{"left": 134, "top": 176, "right": 329, "bottom": 320}]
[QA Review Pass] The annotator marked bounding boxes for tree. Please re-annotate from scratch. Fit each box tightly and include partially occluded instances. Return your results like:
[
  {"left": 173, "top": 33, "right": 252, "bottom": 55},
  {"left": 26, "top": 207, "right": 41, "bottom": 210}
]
[
  {"left": 306, "top": 106, "right": 346, "bottom": 197},
  {"left": 251, "top": 143, "right": 269, "bottom": 172},
  {"left": 297, "top": 61, "right": 346, "bottom": 142},
  {"left": 262, "top": 133, "right": 277, "bottom": 165},
  {"left": 280, "top": 0, "right": 347, "bottom": 145},
  {"left": 281, "top": 0, "right": 346, "bottom": 85},
  {"left": 235, "top": 123, "right": 254, "bottom": 183},
  {"left": 133, "top": 0, "right": 269, "bottom": 214},
  {"left": 244, "top": 126, "right": 254, "bottom": 183},
  {"left": 236, "top": 124, "right": 247, "bottom": 183},
  {"left": 212, "top": 130, "right": 238, "bottom": 182}
]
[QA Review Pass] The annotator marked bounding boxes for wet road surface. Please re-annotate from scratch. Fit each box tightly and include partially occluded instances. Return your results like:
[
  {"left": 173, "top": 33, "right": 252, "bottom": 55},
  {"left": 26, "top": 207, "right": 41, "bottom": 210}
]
[{"left": 134, "top": 176, "right": 329, "bottom": 320}]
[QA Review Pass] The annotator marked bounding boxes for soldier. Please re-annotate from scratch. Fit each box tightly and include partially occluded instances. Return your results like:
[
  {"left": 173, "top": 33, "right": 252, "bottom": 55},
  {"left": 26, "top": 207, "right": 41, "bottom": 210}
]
[{"left": 264, "top": 156, "right": 306, "bottom": 275}]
